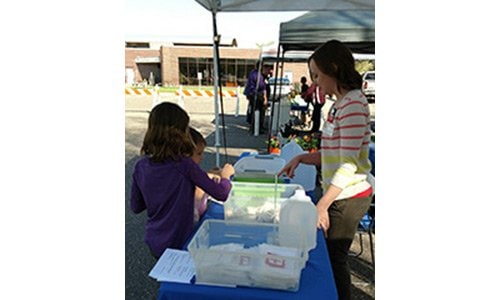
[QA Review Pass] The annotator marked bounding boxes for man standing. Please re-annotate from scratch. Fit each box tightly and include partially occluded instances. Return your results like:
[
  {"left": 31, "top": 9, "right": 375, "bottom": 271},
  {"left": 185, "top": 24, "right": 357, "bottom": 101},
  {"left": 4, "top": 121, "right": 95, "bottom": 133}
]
[{"left": 244, "top": 61, "right": 273, "bottom": 134}]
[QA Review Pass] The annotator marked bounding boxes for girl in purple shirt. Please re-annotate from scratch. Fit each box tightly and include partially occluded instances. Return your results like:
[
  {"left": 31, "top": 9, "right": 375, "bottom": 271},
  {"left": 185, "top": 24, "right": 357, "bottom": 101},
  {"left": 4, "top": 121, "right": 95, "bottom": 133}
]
[{"left": 130, "top": 102, "right": 235, "bottom": 258}]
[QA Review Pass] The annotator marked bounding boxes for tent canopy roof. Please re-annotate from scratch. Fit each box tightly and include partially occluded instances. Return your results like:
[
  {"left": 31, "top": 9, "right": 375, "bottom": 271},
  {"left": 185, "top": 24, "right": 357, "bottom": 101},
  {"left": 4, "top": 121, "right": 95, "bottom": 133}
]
[
  {"left": 261, "top": 51, "right": 374, "bottom": 63},
  {"left": 279, "top": 10, "right": 374, "bottom": 53},
  {"left": 262, "top": 50, "right": 312, "bottom": 63},
  {"left": 195, "top": 0, "right": 374, "bottom": 12}
]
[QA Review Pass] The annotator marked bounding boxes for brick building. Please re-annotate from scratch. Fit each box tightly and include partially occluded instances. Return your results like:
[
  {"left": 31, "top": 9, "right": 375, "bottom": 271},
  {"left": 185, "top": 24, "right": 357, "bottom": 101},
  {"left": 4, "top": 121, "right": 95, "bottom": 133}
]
[{"left": 125, "top": 40, "right": 309, "bottom": 88}]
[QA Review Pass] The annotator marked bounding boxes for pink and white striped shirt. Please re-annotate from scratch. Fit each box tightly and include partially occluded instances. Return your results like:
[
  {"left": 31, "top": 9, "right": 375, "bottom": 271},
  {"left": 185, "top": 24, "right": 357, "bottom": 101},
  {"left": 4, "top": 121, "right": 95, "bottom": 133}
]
[{"left": 321, "top": 90, "right": 372, "bottom": 200}]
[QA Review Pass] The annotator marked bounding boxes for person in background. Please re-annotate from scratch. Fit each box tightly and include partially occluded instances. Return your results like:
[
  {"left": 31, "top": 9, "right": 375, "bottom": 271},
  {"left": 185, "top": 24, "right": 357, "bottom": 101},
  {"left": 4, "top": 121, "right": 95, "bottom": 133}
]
[
  {"left": 243, "top": 61, "right": 273, "bottom": 134},
  {"left": 189, "top": 127, "right": 221, "bottom": 224},
  {"left": 298, "top": 76, "right": 311, "bottom": 126},
  {"left": 279, "top": 40, "right": 373, "bottom": 300},
  {"left": 300, "top": 76, "right": 309, "bottom": 95},
  {"left": 265, "top": 67, "right": 273, "bottom": 101},
  {"left": 130, "top": 102, "right": 235, "bottom": 259},
  {"left": 302, "top": 81, "right": 326, "bottom": 133}
]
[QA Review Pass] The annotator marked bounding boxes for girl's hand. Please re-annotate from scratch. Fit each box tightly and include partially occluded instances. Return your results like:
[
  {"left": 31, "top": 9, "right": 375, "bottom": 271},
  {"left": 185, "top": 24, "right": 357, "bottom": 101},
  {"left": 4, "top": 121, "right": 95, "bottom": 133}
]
[
  {"left": 220, "top": 163, "right": 235, "bottom": 179},
  {"left": 278, "top": 156, "right": 300, "bottom": 179},
  {"left": 317, "top": 206, "right": 330, "bottom": 235},
  {"left": 210, "top": 174, "right": 221, "bottom": 184}
]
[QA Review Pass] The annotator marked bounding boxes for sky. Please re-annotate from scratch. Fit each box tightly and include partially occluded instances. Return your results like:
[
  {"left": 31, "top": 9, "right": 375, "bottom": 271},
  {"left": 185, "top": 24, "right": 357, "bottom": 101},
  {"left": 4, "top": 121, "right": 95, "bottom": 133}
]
[{"left": 125, "top": 0, "right": 306, "bottom": 49}]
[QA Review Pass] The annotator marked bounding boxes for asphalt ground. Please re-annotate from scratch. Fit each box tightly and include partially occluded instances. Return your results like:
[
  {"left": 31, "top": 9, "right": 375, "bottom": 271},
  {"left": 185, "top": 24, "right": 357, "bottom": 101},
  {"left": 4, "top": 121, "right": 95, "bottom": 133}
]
[{"left": 125, "top": 93, "right": 375, "bottom": 299}]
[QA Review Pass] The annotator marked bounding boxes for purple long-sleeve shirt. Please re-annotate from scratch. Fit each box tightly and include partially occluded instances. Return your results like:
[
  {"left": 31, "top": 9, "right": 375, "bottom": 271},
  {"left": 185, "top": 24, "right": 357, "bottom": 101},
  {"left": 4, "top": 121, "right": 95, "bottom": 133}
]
[
  {"left": 243, "top": 69, "right": 267, "bottom": 97},
  {"left": 130, "top": 156, "right": 232, "bottom": 257}
]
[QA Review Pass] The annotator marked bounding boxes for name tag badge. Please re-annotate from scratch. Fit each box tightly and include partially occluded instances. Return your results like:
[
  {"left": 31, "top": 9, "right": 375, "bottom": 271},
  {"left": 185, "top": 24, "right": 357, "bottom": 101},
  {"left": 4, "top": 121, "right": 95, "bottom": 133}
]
[
  {"left": 322, "top": 122, "right": 334, "bottom": 136},
  {"left": 327, "top": 111, "right": 334, "bottom": 123},
  {"left": 327, "top": 106, "right": 336, "bottom": 123}
]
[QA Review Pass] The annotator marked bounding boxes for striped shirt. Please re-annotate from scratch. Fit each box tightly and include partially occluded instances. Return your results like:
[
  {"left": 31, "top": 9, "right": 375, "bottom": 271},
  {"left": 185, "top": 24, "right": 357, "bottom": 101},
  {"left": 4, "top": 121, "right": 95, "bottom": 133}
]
[{"left": 321, "top": 89, "right": 372, "bottom": 200}]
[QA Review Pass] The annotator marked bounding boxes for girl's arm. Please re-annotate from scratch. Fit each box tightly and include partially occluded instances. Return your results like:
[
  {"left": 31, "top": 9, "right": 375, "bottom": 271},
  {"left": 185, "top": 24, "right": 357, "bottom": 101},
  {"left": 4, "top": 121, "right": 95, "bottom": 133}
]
[
  {"left": 190, "top": 162, "right": 234, "bottom": 201},
  {"left": 316, "top": 184, "right": 343, "bottom": 233},
  {"left": 278, "top": 151, "right": 321, "bottom": 179}
]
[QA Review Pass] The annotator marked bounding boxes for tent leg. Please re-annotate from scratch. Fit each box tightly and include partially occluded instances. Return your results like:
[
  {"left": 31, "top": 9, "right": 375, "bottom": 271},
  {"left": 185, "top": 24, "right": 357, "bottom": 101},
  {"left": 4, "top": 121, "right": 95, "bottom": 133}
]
[
  {"left": 211, "top": 11, "right": 221, "bottom": 167},
  {"left": 254, "top": 111, "right": 260, "bottom": 136}
]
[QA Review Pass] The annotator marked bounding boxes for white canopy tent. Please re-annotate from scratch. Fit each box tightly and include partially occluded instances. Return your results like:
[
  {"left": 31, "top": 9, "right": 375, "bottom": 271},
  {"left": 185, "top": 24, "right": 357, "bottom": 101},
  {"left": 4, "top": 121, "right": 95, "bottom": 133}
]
[
  {"left": 194, "top": 0, "right": 375, "bottom": 164},
  {"left": 195, "top": 0, "right": 374, "bottom": 12}
]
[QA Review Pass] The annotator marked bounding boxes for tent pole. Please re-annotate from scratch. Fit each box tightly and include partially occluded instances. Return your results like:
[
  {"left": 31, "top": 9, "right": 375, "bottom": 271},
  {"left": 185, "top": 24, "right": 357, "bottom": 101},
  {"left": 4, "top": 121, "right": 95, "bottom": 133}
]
[
  {"left": 211, "top": 10, "right": 221, "bottom": 167},
  {"left": 266, "top": 44, "right": 281, "bottom": 142},
  {"left": 274, "top": 45, "right": 286, "bottom": 136},
  {"left": 214, "top": 24, "right": 228, "bottom": 165},
  {"left": 252, "top": 54, "right": 263, "bottom": 137}
]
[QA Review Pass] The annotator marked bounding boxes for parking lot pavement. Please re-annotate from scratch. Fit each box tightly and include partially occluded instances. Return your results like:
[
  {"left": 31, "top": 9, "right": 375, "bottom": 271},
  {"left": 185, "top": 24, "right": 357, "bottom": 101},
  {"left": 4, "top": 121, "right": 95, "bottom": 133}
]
[{"left": 125, "top": 93, "right": 375, "bottom": 300}]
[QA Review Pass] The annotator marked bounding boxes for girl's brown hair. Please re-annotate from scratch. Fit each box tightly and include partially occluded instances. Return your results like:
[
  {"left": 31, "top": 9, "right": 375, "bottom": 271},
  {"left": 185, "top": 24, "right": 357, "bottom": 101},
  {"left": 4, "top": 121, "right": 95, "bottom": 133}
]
[
  {"left": 140, "top": 102, "right": 194, "bottom": 162},
  {"left": 189, "top": 127, "right": 206, "bottom": 148},
  {"left": 308, "top": 39, "right": 362, "bottom": 92}
]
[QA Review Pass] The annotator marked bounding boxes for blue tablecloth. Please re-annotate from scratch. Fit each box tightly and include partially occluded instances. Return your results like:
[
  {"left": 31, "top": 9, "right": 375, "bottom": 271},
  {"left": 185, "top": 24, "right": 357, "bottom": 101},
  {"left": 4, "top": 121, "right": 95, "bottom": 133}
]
[
  {"left": 290, "top": 104, "right": 309, "bottom": 112},
  {"left": 369, "top": 142, "right": 375, "bottom": 176},
  {"left": 158, "top": 201, "right": 337, "bottom": 300}
]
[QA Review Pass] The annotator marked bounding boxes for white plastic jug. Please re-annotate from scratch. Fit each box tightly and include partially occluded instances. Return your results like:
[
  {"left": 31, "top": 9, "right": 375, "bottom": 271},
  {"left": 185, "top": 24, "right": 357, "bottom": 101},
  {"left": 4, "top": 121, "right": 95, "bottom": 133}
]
[
  {"left": 279, "top": 190, "right": 318, "bottom": 253},
  {"left": 279, "top": 140, "right": 317, "bottom": 191}
]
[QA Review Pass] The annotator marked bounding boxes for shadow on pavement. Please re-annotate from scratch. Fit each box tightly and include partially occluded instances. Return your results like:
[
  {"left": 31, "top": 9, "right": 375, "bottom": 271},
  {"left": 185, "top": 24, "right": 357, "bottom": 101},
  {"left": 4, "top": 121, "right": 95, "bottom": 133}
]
[{"left": 125, "top": 155, "right": 159, "bottom": 300}]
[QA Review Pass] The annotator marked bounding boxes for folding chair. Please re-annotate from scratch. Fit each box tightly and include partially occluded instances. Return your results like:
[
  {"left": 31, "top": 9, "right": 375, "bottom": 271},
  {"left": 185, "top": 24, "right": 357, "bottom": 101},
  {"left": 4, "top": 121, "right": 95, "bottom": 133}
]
[
  {"left": 352, "top": 198, "right": 375, "bottom": 267},
  {"left": 351, "top": 143, "right": 375, "bottom": 266}
]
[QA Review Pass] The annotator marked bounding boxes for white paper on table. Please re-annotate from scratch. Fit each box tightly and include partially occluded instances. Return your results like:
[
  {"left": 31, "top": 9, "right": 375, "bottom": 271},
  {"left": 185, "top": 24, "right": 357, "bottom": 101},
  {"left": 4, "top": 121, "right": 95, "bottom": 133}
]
[
  {"left": 258, "top": 243, "right": 301, "bottom": 257},
  {"left": 149, "top": 248, "right": 196, "bottom": 283}
]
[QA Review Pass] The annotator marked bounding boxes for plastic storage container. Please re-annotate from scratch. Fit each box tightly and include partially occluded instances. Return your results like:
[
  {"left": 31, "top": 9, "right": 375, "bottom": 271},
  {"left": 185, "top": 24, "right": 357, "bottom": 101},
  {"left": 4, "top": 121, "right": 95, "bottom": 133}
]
[
  {"left": 224, "top": 181, "right": 304, "bottom": 223},
  {"left": 233, "top": 155, "right": 286, "bottom": 183},
  {"left": 279, "top": 190, "right": 318, "bottom": 253},
  {"left": 187, "top": 219, "right": 307, "bottom": 291}
]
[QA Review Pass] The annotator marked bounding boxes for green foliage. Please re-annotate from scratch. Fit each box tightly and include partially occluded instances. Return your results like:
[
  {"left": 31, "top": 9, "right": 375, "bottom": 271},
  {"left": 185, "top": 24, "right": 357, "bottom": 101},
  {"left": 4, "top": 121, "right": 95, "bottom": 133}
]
[
  {"left": 287, "top": 133, "right": 320, "bottom": 152},
  {"left": 265, "top": 136, "right": 281, "bottom": 148}
]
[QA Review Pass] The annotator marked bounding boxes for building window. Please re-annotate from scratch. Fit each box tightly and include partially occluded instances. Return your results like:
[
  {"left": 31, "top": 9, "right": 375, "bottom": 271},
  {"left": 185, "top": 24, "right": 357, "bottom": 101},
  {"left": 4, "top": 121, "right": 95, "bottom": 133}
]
[
  {"left": 179, "top": 58, "right": 189, "bottom": 85},
  {"left": 237, "top": 59, "right": 257, "bottom": 87},
  {"left": 178, "top": 57, "right": 256, "bottom": 87},
  {"left": 126, "top": 42, "right": 150, "bottom": 48}
]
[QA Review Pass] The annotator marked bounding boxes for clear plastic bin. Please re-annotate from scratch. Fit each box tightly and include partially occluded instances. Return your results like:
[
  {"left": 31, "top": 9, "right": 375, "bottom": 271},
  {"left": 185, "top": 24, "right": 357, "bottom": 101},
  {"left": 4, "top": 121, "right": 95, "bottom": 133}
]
[
  {"left": 187, "top": 219, "right": 307, "bottom": 292},
  {"left": 233, "top": 155, "right": 286, "bottom": 183},
  {"left": 224, "top": 181, "right": 304, "bottom": 223}
]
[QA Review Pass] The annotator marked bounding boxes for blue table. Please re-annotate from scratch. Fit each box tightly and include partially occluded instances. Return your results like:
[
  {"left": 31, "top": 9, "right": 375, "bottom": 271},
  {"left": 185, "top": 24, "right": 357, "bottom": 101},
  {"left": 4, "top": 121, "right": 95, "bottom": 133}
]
[
  {"left": 158, "top": 201, "right": 338, "bottom": 300},
  {"left": 290, "top": 104, "right": 309, "bottom": 112},
  {"left": 369, "top": 142, "right": 375, "bottom": 176}
]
